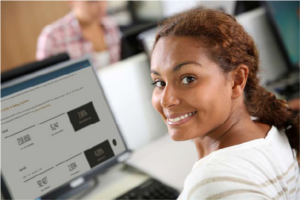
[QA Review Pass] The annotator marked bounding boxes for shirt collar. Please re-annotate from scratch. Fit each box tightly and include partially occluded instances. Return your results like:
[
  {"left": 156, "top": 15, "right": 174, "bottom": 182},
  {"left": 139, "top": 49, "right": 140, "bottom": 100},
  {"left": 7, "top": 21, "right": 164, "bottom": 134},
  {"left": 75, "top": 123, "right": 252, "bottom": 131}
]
[{"left": 68, "top": 11, "right": 110, "bottom": 36}]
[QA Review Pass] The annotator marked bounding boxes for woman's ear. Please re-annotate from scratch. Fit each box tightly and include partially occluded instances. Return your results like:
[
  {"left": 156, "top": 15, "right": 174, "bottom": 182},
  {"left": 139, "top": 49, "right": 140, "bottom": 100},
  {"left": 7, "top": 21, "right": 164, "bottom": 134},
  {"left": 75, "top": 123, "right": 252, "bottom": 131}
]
[{"left": 230, "top": 64, "right": 249, "bottom": 99}]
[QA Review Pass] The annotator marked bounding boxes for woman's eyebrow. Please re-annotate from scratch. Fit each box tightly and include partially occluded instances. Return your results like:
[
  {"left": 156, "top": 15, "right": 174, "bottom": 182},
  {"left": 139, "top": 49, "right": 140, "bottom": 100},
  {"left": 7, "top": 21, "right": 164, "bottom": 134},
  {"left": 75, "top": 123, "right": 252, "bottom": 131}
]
[
  {"left": 150, "top": 70, "right": 161, "bottom": 76},
  {"left": 150, "top": 61, "right": 201, "bottom": 75},
  {"left": 173, "top": 61, "right": 202, "bottom": 72}
]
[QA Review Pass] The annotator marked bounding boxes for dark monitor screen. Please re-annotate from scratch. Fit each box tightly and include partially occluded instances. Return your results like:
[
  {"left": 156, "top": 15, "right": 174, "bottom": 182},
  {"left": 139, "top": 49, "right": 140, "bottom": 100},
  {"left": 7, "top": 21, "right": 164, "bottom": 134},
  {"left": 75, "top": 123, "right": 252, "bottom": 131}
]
[
  {"left": 1, "top": 58, "right": 128, "bottom": 199},
  {"left": 263, "top": 1, "right": 300, "bottom": 69},
  {"left": 1, "top": 53, "right": 70, "bottom": 84}
]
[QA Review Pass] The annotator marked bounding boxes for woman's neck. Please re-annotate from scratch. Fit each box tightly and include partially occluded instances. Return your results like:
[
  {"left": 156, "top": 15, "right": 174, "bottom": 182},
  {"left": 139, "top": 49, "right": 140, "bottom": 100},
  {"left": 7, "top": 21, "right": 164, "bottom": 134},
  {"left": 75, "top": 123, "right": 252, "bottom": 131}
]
[
  {"left": 78, "top": 18, "right": 98, "bottom": 28},
  {"left": 73, "top": 11, "right": 99, "bottom": 28},
  {"left": 193, "top": 101, "right": 270, "bottom": 160}
]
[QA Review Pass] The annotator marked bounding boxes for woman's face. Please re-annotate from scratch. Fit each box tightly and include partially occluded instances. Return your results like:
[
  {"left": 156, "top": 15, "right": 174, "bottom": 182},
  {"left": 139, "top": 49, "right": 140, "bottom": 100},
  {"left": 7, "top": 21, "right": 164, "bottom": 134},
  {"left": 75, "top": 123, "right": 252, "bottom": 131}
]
[
  {"left": 72, "top": 1, "right": 107, "bottom": 23},
  {"left": 151, "top": 37, "right": 234, "bottom": 141}
]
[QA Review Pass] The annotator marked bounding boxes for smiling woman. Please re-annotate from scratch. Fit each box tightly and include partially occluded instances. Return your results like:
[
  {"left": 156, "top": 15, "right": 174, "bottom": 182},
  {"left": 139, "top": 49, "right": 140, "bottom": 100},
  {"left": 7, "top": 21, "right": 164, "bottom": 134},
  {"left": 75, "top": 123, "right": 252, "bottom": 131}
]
[{"left": 150, "top": 7, "right": 299, "bottom": 200}]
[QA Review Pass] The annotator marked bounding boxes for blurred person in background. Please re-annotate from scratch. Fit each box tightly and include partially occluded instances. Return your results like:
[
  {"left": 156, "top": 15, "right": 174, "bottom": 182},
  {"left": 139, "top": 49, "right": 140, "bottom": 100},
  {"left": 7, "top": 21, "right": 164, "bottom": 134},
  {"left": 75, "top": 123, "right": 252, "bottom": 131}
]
[{"left": 36, "top": 1, "right": 120, "bottom": 68}]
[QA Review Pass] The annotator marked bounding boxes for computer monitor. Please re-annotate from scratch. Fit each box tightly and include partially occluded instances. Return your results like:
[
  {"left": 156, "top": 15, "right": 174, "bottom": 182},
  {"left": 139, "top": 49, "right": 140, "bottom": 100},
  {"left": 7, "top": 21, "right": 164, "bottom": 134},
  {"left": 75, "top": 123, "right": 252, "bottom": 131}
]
[
  {"left": 1, "top": 53, "right": 70, "bottom": 84},
  {"left": 1, "top": 57, "right": 129, "bottom": 199},
  {"left": 262, "top": 1, "right": 300, "bottom": 70},
  {"left": 120, "top": 21, "right": 157, "bottom": 60},
  {"left": 138, "top": 27, "right": 157, "bottom": 56}
]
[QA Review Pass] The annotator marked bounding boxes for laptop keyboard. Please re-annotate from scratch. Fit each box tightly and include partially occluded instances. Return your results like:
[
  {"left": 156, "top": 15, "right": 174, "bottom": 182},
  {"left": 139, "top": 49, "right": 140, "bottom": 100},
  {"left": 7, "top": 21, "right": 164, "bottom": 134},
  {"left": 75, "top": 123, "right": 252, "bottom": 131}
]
[{"left": 115, "top": 178, "right": 180, "bottom": 199}]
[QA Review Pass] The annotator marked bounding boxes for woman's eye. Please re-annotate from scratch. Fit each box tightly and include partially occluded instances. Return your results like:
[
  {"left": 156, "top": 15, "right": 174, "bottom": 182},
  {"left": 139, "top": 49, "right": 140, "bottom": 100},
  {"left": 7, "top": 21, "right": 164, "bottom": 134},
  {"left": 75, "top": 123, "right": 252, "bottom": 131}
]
[
  {"left": 181, "top": 76, "right": 195, "bottom": 84},
  {"left": 152, "top": 81, "right": 166, "bottom": 88}
]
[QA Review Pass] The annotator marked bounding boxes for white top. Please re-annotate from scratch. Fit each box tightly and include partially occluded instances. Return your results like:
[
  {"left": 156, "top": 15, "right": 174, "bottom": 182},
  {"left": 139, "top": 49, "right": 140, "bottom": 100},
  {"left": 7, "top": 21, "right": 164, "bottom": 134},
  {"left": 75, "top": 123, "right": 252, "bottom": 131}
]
[
  {"left": 92, "top": 50, "right": 110, "bottom": 69},
  {"left": 178, "top": 126, "right": 299, "bottom": 200}
]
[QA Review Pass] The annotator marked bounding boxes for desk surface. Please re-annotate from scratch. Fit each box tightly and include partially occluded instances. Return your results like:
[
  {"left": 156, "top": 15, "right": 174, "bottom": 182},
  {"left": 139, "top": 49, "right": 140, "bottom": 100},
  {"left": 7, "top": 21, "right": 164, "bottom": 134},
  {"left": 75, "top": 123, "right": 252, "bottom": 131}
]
[{"left": 83, "top": 164, "right": 150, "bottom": 199}]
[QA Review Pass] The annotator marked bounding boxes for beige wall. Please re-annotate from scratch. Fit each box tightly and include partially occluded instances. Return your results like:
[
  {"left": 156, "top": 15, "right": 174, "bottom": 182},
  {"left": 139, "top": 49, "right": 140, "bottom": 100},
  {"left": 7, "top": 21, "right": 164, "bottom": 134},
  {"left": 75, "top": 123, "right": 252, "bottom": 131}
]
[{"left": 1, "top": 1, "right": 70, "bottom": 73}]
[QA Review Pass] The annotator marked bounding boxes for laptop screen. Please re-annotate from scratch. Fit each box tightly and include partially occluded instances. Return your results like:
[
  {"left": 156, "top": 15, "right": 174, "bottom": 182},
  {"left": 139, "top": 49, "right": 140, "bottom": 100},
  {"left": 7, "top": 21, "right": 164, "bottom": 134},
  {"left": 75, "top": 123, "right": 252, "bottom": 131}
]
[{"left": 1, "top": 58, "right": 127, "bottom": 199}]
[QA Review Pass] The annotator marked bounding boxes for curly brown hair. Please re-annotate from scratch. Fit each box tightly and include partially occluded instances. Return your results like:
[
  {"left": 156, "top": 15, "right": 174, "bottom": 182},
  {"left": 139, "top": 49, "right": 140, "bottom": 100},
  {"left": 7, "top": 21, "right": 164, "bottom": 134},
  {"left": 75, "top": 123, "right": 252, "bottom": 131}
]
[{"left": 152, "top": 7, "right": 299, "bottom": 161}]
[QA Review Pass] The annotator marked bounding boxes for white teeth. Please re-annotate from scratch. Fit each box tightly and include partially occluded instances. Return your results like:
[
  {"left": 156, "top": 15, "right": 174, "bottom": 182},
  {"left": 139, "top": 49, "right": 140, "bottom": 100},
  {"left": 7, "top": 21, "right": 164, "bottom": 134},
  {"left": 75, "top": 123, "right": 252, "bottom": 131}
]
[{"left": 169, "top": 111, "right": 196, "bottom": 123}]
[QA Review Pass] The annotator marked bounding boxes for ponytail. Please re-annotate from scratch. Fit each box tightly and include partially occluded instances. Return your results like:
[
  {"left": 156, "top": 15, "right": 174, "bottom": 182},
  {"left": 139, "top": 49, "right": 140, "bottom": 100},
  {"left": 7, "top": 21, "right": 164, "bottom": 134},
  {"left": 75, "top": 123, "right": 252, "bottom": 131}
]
[{"left": 246, "top": 84, "right": 300, "bottom": 163}]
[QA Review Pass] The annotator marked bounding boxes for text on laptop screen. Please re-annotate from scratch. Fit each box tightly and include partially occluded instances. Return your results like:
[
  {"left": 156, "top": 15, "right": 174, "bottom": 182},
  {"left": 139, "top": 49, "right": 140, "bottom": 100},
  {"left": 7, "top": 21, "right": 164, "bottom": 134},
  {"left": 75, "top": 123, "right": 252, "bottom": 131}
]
[{"left": 1, "top": 59, "right": 127, "bottom": 199}]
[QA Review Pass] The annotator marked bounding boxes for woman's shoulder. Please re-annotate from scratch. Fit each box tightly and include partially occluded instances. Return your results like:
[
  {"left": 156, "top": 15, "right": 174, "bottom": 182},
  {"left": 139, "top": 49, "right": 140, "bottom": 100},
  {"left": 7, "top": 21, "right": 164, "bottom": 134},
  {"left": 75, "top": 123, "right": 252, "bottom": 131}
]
[
  {"left": 181, "top": 155, "right": 271, "bottom": 200},
  {"left": 39, "top": 12, "right": 77, "bottom": 37},
  {"left": 190, "top": 145, "right": 270, "bottom": 180},
  {"left": 191, "top": 126, "right": 295, "bottom": 176},
  {"left": 101, "top": 15, "right": 119, "bottom": 29},
  {"left": 180, "top": 129, "right": 299, "bottom": 200},
  {"left": 101, "top": 15, "right": 121, "bottom": 40}
]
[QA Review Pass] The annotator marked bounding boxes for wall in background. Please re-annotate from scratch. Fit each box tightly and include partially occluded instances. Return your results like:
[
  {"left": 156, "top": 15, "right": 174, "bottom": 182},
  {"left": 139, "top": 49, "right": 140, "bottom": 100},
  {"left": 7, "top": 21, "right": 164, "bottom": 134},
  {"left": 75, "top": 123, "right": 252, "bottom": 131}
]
[{"left": 1, "top": 1, "right": 70, "bottom": 72}]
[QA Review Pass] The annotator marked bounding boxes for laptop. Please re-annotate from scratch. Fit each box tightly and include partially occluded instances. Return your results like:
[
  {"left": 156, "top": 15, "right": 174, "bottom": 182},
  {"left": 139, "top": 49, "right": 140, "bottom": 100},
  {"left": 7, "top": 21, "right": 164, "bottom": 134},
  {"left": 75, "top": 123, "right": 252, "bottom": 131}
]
[{"left": 1, "top": 57, "right": 130, "bottom": 199}]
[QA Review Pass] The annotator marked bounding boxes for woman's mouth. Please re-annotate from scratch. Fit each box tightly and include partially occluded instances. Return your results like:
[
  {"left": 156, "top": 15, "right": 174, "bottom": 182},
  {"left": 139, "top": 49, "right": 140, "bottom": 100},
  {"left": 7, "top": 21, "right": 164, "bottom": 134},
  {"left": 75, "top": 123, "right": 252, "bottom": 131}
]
[{"left": 167, "top": 111, "right": 197, "bottom": 126}]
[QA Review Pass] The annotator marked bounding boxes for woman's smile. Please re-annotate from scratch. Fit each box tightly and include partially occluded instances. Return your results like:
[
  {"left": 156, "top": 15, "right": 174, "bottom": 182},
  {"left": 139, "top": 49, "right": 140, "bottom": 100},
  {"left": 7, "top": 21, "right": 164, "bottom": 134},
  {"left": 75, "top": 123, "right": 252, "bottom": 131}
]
[{"left": 165, "top": 111, "right": 197, "bottom": 126}]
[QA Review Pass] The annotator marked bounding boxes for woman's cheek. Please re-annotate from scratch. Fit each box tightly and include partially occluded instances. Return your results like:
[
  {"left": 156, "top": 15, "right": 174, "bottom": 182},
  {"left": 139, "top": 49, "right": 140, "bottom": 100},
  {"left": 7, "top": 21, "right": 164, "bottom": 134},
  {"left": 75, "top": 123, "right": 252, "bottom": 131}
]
[{"left": 152, "top": 90, "right": 164, "bottom": 115}]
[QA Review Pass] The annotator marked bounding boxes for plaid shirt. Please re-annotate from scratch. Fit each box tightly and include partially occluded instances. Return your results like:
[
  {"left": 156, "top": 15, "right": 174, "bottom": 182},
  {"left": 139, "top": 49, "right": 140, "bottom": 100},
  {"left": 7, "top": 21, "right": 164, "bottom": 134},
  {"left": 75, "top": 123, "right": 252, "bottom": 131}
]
[{"left": 36, "top": 12, "right": 121, "bottom": 66}]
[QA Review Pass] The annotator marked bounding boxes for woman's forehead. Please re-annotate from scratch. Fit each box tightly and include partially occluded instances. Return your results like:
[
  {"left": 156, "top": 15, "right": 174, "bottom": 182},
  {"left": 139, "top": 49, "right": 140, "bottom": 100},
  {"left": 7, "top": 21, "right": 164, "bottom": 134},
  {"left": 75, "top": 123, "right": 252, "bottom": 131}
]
[{"left": 151, "top": 37, "right": 212, "bottom": 70}]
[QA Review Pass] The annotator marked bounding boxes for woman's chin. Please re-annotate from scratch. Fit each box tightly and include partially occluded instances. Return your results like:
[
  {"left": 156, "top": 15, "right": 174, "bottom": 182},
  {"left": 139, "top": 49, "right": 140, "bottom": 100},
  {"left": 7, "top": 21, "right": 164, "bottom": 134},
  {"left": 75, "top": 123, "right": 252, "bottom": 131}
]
[{"left": 168, "top": 131, "right": 187, "bottom": 141}]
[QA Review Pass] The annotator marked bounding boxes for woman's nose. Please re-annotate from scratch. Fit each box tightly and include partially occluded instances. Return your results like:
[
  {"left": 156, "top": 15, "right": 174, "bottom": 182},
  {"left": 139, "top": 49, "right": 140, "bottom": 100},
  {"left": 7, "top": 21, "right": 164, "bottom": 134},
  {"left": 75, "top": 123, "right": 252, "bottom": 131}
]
[{"left": 160, "top": 86, "right": 180, "bottom": 108}]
